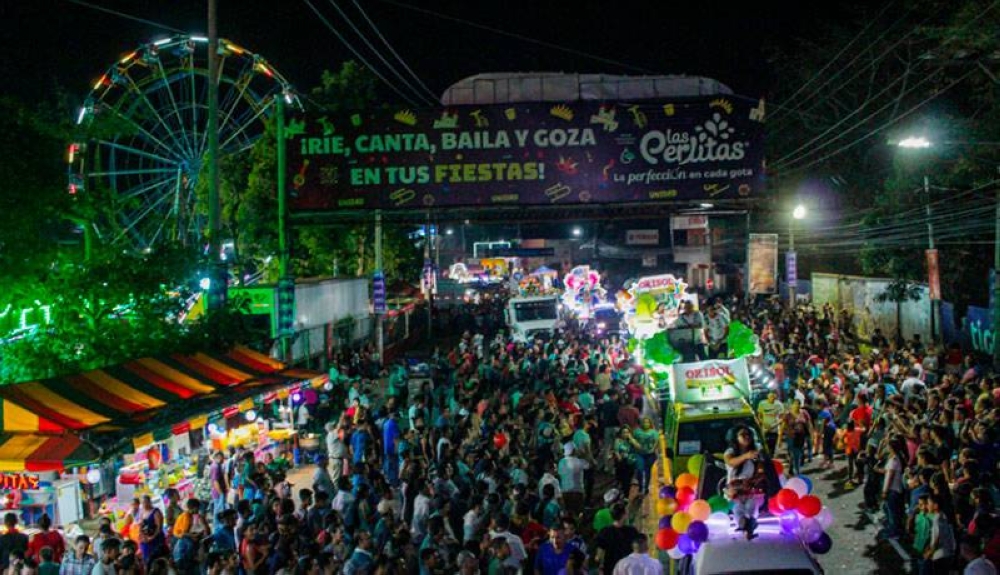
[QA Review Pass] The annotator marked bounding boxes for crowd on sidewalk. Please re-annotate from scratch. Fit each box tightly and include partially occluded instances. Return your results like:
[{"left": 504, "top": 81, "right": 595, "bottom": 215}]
[{"left": 743, "top": 298, "right": 1000, "bottom": 575}]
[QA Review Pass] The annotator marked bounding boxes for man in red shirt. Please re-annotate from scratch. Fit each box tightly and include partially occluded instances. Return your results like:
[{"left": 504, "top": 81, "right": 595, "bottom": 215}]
[
  {"left": 617, "top": 396, "right": 640, "bottom": 430},
  {"left": 849, "top": 394, "right": 873, "bottom": 434}
]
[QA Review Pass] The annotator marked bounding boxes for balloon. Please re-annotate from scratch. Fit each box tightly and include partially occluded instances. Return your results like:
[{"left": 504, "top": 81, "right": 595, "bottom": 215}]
[
  {"left": 799, "top": 518, "right": 824, "bottom": 543},
  {"left": 797, "top": 495, "right": 822, "bottom": 517},
  {"left": 767, "top": 496, "right": 783, "bottom": 516},
  {"left": 785, "top": 477, "right": 809, "bottom": 497},
  {"left": 816, "top": 507, "right": 835, "bottom": 530},
  {"left": 800, "top": 475, "right": 813, "bottom": 494},
  {"left": 677, "top": 533, "right": 700, "bottom": 555},
  {"left": 708, "top": 494, "right": 731, "bottom": 513},
  {"left": 655, "top": 527, "right": 679, "bottom": 551},
  {"left": 675, "top": 487, "right": 696, "bottom": 507},
  {"left": 772, "top": 459, "right": 784, "bottom": 476},
  {"left": 727, "top": 321, "right": 759, "bottom": 358},
  {"left": 776, "top": 488, "right": 800, "bottom": 512},
  {"left": 656, "top": 498, "right": 678, "bottom": 516},
  {"left": 687, "top": 454, "right": 705, "bottom": 476},
  {"left": 667, "top": 547, "right": 686, "bottom": 560},
  {"left": 779, "top": 511, "right": 800, "bottom": 534},
  {"left": 687, "top": 520, "right": 709, "bottom": 543},
  {"left": 659, "top": 516, "right": 673, "bottom": 530},
  {"left": 493, "top": 432, "right": 508, "bottom": 449},
  {"left": 808, "top": 532, "right": 833, "bottom": 555},
  {"left": 675, "top": 473, "right": 699, "bottom": 491},
  {"left": 688, "top": 500, "right": 711, "bottom": 522},
  {"left": 659, "top": 485, "right": 676, "bottom": 500},
  {"left": 671, "top": 511, "right": 693, "bottom": 533}
]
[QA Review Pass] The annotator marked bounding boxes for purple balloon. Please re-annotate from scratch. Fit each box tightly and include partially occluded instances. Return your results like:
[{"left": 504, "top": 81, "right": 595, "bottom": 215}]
[
  {"left": 659, "top": 516, "right": 673, "bottom": 530},
  {"left": 808, "top": 532, "right": 833, "bottom": 555},
  {"left": 687, "top": 520, "right": 709, "bottom": 543},
  {"left": 660, "top": 485, "right": 676, "bottom": 499},
  {"left": 779, "top": 511, "right": 800, "bottom": 534},
  {"left": 677, "top": 533, "right": 700, "bottom": 555}
]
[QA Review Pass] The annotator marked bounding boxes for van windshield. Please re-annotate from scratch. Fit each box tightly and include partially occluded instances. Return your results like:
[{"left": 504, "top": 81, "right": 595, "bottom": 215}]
[
  {"left": 677, "top": 417, "right": 757, "bottom": 456},
  {"left": 514, "top": 300, "right": 558, "bottom": 322}
]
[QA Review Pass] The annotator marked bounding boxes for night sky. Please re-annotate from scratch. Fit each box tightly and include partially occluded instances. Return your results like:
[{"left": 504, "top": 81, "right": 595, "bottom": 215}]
[{"left": 3, "top": 0, "right": 864, "bottom": 107}]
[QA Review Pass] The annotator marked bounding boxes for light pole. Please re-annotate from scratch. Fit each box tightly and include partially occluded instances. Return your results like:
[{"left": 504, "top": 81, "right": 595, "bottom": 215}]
[
  {"left": 898, "top": 137, "right": 942, "bottom": 345},
  {"left": 788, "top": 204, "right": 806, "bottom": 306}
]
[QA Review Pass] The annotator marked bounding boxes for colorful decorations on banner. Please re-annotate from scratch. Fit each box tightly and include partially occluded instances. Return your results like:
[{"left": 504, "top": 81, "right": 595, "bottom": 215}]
[
  {"left": 623, "top": 274, "right": 693, "bottom": 339},
  {"left": 561, "top": 266, "right": 606, "bottom": 319},
  {"left": 287, "top": 99, "right": 766, "bottom": 212},
  {"left": 0, "top": 473, "right": 39, "bottom": 490}
]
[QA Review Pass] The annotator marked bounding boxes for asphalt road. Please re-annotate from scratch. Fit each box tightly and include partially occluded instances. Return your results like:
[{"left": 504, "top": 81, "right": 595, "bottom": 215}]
[{"left": 794, "top": 454, "right": 912, "bottom": 575}]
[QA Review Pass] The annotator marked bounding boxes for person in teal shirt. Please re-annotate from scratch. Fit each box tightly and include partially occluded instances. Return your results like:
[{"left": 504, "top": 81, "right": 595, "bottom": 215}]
[{"left": 630, "top": 417, "right": 659, "bottom": 495}]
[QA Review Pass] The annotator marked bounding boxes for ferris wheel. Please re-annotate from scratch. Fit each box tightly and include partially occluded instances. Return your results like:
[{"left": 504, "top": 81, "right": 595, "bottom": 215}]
[{"left": 68, "top": 34, "right": 301, "bottom": 251}]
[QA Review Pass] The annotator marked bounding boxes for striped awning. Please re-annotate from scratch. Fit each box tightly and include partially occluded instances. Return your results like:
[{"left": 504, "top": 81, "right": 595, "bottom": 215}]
[
  {"left": 0, "top": 346, "right": 296, "bottom": 434},
  {"left": 0, "top": 433, "right": 100, "bottom": 472}
]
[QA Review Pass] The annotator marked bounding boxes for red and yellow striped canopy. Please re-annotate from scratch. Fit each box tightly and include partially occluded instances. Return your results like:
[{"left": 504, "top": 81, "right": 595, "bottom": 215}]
[
  {"left": 0, "top": 346, "right": 290, "bottom": 434},
  {"left": 0, "top": 433, "right": 100, "bottom": 472}
]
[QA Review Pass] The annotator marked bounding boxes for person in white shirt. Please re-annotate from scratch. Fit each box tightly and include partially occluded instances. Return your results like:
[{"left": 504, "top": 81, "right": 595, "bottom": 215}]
[
  {"left": 409, "top": 481, "right": 433, "bottom": 542},
  {"left": 612, "top": 533, "right": 662, "bottom": 575},
  {"left": 901, "top": 369, "right": 927, "bottom": 400},
  {"left": 558, "top": 444, "right": 588, "bottom": 516},
  {"left": 488, "top": 514, "right": 526, "bottom": 573},
  {"left": 961, "top": 537, "right": 997, "bottom": 575}
]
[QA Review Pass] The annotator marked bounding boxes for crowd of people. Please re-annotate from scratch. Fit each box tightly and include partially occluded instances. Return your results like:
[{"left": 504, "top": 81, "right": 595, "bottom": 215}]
[
  {"left": 4, "top": 293, "right": 999, "bottom": 575},
  {"left": 744, "top": 299, "right": 1000, "bottom": 575}
]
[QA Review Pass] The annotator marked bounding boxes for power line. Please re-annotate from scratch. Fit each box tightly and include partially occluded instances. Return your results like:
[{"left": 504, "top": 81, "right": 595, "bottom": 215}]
[
  {"left": 778, "top": 68, "right": 975, "bottom": 174},
  {"left": 324, "top": 0, "right": 436, "bottom": 106},
  {"left": 771, "top": 0, "right": 900, "bottom": 122},
  {"left": 301, "top": 0, "right": 419, "bottom": 106},
  {"left": 372, "top": 0, "right": 658, "bottom": 75},
  {"left": 64, "top": 0, "right": 185, "bottom": 33},
  {"left": 349, "top": 0, "right": 439, "bottom": 103}
]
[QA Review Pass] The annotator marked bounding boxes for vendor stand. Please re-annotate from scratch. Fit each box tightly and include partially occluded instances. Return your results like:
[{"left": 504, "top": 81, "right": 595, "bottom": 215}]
[{"left": 0, "top": 345, "right": 326, "bottom": 534}]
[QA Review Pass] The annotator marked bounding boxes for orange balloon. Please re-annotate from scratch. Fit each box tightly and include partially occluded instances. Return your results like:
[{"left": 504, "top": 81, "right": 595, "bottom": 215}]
[
  {"left": 688, "top": 499, "right": 711, "bottom": 522},
  {"left": 675, "top": 472, "right": 699, "bottom": 491}
]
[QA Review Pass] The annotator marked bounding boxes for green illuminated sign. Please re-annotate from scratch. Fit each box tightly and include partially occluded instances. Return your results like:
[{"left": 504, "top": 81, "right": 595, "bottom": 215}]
[{"left": 0, "top": 302, "right": 54, "bottom": 338}]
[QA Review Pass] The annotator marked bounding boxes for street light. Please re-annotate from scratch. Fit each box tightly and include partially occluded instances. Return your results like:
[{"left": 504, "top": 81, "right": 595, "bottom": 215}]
[
  {"left": 788, "top": 204, "right": 806, "bottom": 306},
  {"left": 572, "top": 226, "right": 582, "bottom": 237},
  {"left": 896, "top": 138, "right": 942, "bottom": 345}
]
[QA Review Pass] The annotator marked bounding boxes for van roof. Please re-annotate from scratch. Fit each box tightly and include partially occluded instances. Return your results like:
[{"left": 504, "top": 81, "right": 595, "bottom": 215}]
[{"left": 693, "top": 535, "right": 821, "bottom": 574}]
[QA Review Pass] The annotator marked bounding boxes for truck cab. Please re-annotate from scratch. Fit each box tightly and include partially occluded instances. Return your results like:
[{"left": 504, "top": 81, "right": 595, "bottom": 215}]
[
  {"left": 664, "top": 398, "right": 763, "bottom": 474},
  {"left": 506, "top": 295, "right": 560, "bottom": 343}
]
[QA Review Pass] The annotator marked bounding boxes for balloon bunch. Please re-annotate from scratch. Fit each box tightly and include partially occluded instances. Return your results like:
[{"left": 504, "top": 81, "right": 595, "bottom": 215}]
[
  {"left": 726, "top": 320, "right": 762, "bottom": 358},
  {"left": 766, "top": 471, "right": 835, "bottom": 554},
  {"left": 654, "top": 456, "right": 731, "bottom": 558}
]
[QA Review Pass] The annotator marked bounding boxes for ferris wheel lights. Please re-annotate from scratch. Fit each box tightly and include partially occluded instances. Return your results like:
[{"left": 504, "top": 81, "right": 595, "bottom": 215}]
[
  {"left": 255, "top": 62, "right": 274, "bottom": 78},
  {"left": 284, "top": 91, "right": 294, "bottom": 105},
  {"left": 76, "top": 107, "right": 87, "bottom": 125},
  {"left": 92, "top": 75, "right": 107, "bottom": 90},
  {"left": 224, "top": 41, "right": 246, "bottom": 55},
  {"left": 189, "top": 36, "right": 208, "bottom": 43},
  {"left": 119, "top": 51, "right": 137, "bottom": 65},
  {"left": 153, "top": 38, "right": 172, "bottom": 47}
]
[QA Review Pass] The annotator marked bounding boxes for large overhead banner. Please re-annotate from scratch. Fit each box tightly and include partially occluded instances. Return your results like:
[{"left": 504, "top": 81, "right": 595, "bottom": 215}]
[{"left": 287, "top": 97, "right": 765, "bottom": 211}]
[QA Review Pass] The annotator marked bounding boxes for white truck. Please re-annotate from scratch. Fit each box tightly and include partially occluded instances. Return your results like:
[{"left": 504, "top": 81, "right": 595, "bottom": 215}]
[{"left": 506, "top": 295, "right": 561, "bottom": 343}]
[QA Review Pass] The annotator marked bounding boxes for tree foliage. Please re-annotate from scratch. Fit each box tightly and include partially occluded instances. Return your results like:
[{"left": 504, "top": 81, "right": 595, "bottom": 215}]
[{"left": 221, "top": 61, "right": 421, "bottom": 283}]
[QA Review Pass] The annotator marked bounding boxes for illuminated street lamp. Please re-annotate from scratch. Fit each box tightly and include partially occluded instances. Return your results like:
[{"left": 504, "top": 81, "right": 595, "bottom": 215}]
[
  {"left": 788, "top": 205, "right": 806, "bottom": 306},
  {"left": 572, "top": 226, "right": 582, "bottom": 237},
  {"left": 898, "top": 136, "right": 932, "bottom": 149}
]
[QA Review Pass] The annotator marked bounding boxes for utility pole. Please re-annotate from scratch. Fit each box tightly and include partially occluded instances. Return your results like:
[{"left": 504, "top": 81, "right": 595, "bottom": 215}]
[
  {"left": 206, "top": 0, "right": 224, "bottom": 311},
  {"left": 276, "top": 96, "right": 293, "bottom": 363},
  {"left": 994, "top": 169, "right": 1000, "bottom": 368},
  {"left": 375, "top": 210, "right": 384, "bottom": 367},
  {"left": 924, "top": 175, "right": 941, "bottom": 344}
]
